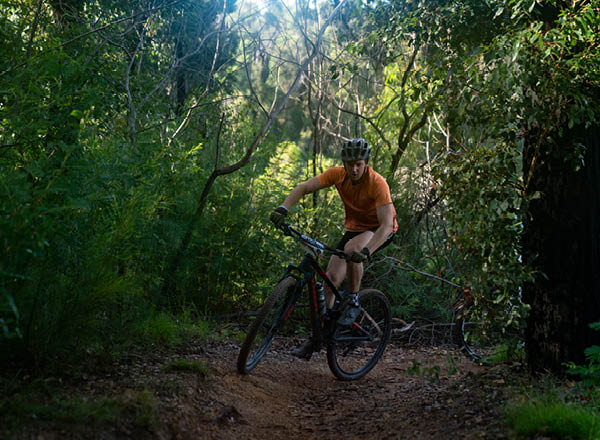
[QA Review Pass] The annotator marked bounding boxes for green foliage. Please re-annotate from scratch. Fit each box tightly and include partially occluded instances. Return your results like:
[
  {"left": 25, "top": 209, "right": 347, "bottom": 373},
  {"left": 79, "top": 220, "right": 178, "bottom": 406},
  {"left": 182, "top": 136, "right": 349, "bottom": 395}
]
[
  {"left": 508, "top": 322, "right": 600, "bottom": 439},
  {"left": 359, "top": 0, "right": 540, "bottom": 338},
  {"left": 369, "top": 0, "right": 600, "bottom": 352},
  {"left": 130, "top": 310, "right": 214, "bottom": 349},
  {"left": 133, "top": 312, "right": 183, "bottom": 347},
  {"left": 1, "top": 0, "right": 595, "bottom": 379},
  {"left": 162, "top": 359, "right": 209, "bottom": 376},
  {"left": 0, "top": 0, "right": 251, "bottom": 369},
  {"left": 472, "top": 342, "right": 526, "bottom": 367},
  {"left": 566, "top": 322, "right": 600, "bottom": 386},
  {"left": 432, "top": 143, "right": 532, "bottom": 329},
  {"left": 567, "top": 350, "right": 600, "bottom": 387},
  {"left": 406, "top": 356, "right": 460, "bottom": 383},
  {"left": 365, "top": 255, "right": 453, "bottom": 322},
  {"left": 506, "top": 395, "right": 600, "bottom": 440},
  {"left": 407, "top": 359, "right": 441, "bottom": 383},
  {"left": 1, "top": 389, "right": 158, "bottom": 429}
]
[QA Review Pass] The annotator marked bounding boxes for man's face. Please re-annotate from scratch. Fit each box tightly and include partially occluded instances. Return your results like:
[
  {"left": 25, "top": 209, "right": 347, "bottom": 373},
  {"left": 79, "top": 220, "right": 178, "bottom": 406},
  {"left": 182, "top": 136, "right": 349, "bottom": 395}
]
[{"left": 343, "top": 160, "right": 367, "bottom": 183}]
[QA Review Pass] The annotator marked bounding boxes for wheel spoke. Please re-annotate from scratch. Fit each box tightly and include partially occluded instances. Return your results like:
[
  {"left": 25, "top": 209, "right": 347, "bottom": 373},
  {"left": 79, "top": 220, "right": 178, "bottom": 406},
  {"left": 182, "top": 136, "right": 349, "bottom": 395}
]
[
  {"left": 358, "top": 309, "right": 383, "bottom": 336},
  {"left": 237, "top": 277, "right": 297, "bottom": 374},
  {"left": 326, "top": 289, "right": 391, "bottom": 381}
]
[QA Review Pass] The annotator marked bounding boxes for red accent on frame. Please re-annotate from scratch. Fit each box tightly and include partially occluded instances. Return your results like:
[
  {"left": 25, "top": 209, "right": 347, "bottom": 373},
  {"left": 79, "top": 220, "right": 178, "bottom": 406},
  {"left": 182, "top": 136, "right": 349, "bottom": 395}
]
[
  {"left": 311, "top": 277, "right": 318, "bottom": 313},
  {"left": 283, "top": 305, "right": 295, "bottom": 321}
]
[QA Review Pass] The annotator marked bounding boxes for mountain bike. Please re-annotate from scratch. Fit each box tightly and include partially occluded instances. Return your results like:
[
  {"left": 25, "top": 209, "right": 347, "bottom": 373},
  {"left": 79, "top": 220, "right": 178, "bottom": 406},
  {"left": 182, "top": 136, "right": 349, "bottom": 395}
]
[{"left": 236, "top": 222, "right": 392, "bottom": 381}]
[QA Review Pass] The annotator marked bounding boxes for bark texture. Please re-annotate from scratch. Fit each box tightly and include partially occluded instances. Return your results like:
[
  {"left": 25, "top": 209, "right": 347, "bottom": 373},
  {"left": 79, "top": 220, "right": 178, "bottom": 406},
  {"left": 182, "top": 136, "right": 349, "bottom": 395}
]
[{"left": 523, "top": 124, "right": 600, "bottom": 373}]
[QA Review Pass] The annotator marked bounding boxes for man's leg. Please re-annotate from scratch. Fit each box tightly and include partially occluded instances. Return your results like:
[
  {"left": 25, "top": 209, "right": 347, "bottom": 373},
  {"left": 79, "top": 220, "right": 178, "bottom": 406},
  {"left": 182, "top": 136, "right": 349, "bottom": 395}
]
[
  {"left": 343, "top": 232, "right": 374, "bottom": 293},
  {"left": 291, "top": 231, "right": 380, "bottom": 358},
  {"left": 337, "top": 232, "right": 374, "bottom": 326},
  {"left": 324, "top": 255, "right": 346, "bottom": 308}
]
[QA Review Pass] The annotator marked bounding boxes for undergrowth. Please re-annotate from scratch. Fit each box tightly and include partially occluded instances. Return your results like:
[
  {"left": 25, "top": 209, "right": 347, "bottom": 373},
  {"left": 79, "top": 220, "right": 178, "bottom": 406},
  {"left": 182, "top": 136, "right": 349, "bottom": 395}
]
[
  {"left": 1, "top": 389, "right": 158, "bottom": 432},
  {"left": 506, "top": 394, "right": 600, "bottom": 440},
  {"left": 0, "top": 315, "right": 228, "bottom": 436},
  {"left": 162, "top": 359, "right": 209, "bottom": 376},
  {"left": 506, "top": 322, "right": 600, "bottom": 439}
]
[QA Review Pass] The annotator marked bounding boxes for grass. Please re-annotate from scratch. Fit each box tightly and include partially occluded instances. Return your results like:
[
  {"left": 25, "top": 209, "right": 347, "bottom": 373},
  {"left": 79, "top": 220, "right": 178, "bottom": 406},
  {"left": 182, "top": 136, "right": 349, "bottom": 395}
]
[
  {"left": 0, "top": 311, "right": 247, "bottom": 437},
  {"left": 132, "top": 311, "right": 205, "bottom": 347},
  {"left": 131, "top": 312, "right": 246, "bottom": 347},
  {"left": 1, "top": 389, "right": 158, "bottom": 430},
  {"left": 483, "top": 342, "right": 526, "bottom": 366},
  {"left": 506, "top": 395, "right": 600, "bottom": 439},
  {"left": 213, "top": 325, "right": 247, "bottom": 343},
  {"left": 162, "top": 359, "right": 209, "bottom": 376}
]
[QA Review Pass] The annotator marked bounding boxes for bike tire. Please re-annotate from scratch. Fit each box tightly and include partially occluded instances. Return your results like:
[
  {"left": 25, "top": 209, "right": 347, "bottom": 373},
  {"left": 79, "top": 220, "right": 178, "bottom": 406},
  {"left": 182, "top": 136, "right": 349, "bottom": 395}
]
[
  {"left": 237, "top": 276, "right": 296, "bottom": 374},
  {"left": 326, "top": 289, "right": 392, "bottom": 381},
  {"left": 453, "top": 299, "right": 484, "bottom": 362}
]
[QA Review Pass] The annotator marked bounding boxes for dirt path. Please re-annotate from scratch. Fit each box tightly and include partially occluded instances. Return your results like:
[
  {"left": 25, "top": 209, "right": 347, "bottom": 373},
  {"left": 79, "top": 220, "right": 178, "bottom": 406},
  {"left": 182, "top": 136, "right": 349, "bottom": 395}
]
[{"left": 5, "top": 338, "right": 520, "bottom": 439}]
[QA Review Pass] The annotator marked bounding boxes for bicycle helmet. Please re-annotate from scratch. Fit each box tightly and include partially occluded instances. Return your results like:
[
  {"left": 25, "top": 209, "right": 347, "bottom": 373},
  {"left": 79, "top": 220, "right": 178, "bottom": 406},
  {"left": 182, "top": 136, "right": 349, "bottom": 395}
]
[{"left": 341, "top": 138, "right": 370, "bottom": 162}]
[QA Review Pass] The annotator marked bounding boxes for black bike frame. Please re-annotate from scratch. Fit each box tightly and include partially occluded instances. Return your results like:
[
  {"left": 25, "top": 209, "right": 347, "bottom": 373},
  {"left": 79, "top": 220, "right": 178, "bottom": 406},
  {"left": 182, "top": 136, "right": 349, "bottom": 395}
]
[{"left": 282, "top": 252, "right": 346, "bottom": 352}]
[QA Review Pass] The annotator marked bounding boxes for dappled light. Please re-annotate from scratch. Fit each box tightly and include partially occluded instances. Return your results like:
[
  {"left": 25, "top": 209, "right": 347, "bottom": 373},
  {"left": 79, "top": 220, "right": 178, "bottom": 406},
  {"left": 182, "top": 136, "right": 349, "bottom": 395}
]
[{"left": 1, "top": 0, "right": 599, "bottom": 438}]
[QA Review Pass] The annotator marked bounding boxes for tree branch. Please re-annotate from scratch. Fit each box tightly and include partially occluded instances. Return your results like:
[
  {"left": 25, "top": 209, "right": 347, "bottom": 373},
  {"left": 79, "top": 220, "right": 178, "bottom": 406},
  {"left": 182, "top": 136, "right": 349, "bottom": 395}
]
[
  {"left": 1, "top": 0, "right": 185, "bottom": 78},
  {"left": 160, "top": 0, "right": 350, "bottom": 298}
]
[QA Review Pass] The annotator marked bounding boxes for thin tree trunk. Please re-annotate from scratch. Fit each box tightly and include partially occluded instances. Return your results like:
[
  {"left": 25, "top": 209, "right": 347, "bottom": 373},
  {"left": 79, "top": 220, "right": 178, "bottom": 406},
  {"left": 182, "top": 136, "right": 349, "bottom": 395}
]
[
  {"left": 159, "top": 0, "right": 349, "bottom": 301},
  {"left": 26, "top": 0, "right": 44, "bottom": 60}
]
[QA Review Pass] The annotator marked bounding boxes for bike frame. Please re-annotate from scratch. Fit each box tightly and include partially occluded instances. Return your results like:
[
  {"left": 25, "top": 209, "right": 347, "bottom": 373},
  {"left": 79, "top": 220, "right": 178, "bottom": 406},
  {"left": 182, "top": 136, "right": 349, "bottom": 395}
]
[
  {"left": 282, "top": 254, "right": 343, "bottom": 350},
  {"left": 278, "top": 224, "right": 347, "bottom": 352},
  {"left": 236, "top": 221, "right": 393, "bottom": 379}
]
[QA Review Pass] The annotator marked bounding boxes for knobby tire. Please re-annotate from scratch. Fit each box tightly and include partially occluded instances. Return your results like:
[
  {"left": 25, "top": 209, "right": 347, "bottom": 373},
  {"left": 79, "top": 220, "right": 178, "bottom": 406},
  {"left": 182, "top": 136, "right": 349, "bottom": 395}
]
[
  {"left": 237, "top": 276, "right": 296, "bottom": 374},
  {"left": 453, "top": 300, "right": 483, "bottom": 362},
  {"left": 326, "top": 289, "right": 392, "bottom": 381}
]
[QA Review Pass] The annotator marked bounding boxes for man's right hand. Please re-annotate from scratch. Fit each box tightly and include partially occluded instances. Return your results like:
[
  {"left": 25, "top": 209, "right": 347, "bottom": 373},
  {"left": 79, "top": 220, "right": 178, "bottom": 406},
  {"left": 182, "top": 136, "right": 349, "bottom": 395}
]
[{"left": 270, "top": 205, "right": 288, "bottom": 227}]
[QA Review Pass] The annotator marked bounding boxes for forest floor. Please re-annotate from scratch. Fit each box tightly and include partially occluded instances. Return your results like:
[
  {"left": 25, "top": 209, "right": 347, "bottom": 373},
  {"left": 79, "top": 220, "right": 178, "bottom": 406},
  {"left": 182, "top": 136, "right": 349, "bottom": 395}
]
[{"left": 1, "top": 332, "right": 532, "bottom": 440}]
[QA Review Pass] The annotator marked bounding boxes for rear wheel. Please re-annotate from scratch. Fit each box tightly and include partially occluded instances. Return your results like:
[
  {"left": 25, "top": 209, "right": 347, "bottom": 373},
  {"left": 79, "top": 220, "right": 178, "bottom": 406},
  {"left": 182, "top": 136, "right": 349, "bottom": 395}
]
[
  {"left": 326, "top": 289, "right": 392, "bottom": 381},
  {"left": 453, "top": 299, "right": 485, "bottom": 362},
  {"left": 237, "top": 277, "right": 297, "bottom": 374}
]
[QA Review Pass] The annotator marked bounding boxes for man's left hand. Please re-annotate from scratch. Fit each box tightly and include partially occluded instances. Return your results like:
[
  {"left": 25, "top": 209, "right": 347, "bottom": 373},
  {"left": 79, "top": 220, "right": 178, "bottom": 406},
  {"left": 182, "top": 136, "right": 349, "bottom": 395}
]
[{"left": 349, "top": 247, "right": 370, "bottom": 263}]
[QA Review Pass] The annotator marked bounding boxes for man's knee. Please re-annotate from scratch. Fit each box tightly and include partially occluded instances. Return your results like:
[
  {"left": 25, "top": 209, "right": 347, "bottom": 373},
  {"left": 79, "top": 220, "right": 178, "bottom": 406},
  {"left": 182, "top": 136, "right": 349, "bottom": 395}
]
[
  {"left": 343, "top": 240, "right": 363, "bottom": 254},
  {"left": 326, "top": 257, "right": 345, "bottom": 287},
  {"left": 342, "top": 231, "right": 373, "bottom": 254},
  {"left": 326, "top": 269, "right": 343, "bottom": 287}
]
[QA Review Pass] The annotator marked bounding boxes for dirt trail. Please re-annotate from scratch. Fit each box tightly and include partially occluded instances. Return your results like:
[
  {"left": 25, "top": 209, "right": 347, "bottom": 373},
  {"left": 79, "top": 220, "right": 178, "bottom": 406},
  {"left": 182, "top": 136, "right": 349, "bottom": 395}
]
[{"left": 5, "top": 338, "right": 519, "bottom": 439}]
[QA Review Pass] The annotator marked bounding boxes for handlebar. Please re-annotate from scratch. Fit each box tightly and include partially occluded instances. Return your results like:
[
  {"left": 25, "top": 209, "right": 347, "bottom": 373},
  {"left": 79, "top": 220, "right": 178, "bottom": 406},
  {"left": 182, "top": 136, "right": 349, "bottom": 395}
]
[{"left": 279, "top": 222, "right": 347, "bottom": 260}]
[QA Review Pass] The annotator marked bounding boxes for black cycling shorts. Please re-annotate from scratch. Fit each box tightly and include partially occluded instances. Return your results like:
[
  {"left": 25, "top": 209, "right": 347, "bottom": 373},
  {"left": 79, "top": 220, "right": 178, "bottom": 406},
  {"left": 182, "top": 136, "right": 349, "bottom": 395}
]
[{"left": 334, "top": 229, "right": 395, "bottom": 255}]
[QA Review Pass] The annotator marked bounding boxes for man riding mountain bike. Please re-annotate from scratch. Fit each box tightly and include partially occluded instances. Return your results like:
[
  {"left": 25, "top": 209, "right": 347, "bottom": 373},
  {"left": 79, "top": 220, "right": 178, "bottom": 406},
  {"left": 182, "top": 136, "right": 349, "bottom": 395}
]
[{"left": 270, "top": 138, "right": 398, "bottom": 359}]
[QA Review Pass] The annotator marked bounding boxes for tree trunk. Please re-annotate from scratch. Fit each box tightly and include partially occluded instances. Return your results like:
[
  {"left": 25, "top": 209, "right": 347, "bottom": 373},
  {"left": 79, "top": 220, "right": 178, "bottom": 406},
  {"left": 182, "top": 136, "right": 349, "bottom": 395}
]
[{"left": 522, "top": 124, "right": 600, "bottom": 373}]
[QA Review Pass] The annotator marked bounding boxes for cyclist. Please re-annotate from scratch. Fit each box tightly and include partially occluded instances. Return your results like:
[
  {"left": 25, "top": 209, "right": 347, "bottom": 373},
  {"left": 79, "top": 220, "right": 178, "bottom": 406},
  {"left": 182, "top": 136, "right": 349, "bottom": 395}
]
[{"left": 270, "top": 138, "right": 398, "bottom": 359}]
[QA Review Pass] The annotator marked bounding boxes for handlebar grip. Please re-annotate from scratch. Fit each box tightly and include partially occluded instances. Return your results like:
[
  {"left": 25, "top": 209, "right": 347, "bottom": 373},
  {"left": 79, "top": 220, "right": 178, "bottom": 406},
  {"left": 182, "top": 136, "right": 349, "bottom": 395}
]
[
  {"left": 280, "top": 222, "right": 292, "bottom": 236},
  {"left": 336, "top": 250, "right": 348, "bottom": 260}
]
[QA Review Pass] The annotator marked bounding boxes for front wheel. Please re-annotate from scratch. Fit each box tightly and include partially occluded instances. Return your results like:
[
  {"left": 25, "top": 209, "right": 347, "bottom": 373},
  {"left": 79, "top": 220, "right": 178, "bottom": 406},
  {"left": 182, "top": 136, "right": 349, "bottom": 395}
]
[
  {"left": 237, "top": 276, "right": 296, "bottom": 374},
  {"left": 326, "top": 289, "right": 392, "bottom": 381}
]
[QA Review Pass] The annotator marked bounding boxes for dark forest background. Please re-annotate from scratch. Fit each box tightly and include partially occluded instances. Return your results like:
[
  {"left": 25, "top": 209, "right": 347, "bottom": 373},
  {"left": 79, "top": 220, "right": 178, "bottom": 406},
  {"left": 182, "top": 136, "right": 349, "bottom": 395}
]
[{"left": 1, "top": 0, "right": 599, "bottom": 377}]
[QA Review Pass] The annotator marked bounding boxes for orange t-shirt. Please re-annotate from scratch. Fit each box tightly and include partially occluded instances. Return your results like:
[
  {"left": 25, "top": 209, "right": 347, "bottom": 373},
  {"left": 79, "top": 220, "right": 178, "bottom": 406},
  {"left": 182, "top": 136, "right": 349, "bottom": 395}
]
[{"left": 317, "top": 166, "right": 398, "bottom": 233}]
